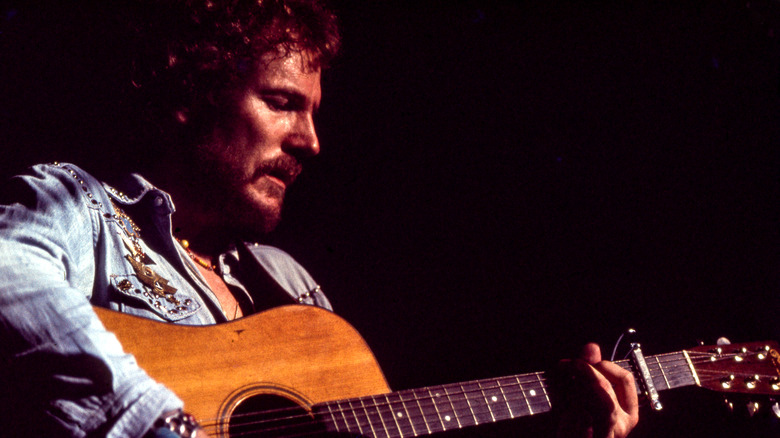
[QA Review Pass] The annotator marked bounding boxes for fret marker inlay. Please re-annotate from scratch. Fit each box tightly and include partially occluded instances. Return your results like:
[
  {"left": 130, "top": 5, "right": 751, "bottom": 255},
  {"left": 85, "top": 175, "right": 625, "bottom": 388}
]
[{"left": 529, "top": 389, "right": 536, "bottom": 396}]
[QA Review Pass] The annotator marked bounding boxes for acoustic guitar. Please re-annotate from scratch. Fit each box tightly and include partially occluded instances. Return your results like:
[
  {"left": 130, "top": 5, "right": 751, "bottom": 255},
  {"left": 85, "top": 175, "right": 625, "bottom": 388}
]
[{"left": 94, "top": 305, "right": 779, "bottom": 437}]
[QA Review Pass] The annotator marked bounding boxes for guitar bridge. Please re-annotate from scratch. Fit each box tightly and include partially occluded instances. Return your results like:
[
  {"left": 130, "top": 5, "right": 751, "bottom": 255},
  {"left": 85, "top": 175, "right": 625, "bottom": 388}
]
[{"left": 629, "top": 343, "right": 663, "bottom": 411}]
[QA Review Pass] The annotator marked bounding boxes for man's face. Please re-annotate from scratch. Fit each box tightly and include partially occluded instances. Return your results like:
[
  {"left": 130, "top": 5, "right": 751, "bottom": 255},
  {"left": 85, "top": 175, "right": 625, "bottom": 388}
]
[{"left": 195, "top": 51, "right": 322, "bottom": 237}]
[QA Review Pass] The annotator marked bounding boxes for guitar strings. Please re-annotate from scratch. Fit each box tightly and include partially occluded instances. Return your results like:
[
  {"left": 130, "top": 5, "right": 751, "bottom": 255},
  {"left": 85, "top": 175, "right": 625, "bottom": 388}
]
[
  {"left": 198, "top": 374, "right": 555, "bottom": 436},
  {"left": 200, "top": 349, "right": 755, "bottom": 431},
  {"left": 198, "top": 381, "right": 554, "bottom": 434},
  {"left": 197, "top": 354, "right": 749, "bottom": 436},
  {"left": 197, "top": 352, "right": 747, "bottom": 436},
  {"left": 197, "top": 352, "right": 775, "bottom": 437},
  {"left": 199, "top": 371, "right": 552, "bottom": 423}
]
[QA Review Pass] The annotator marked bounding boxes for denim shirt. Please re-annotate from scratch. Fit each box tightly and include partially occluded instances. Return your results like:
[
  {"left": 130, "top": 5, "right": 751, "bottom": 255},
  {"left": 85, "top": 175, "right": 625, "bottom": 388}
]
[{"left": 0, "top": 163, "right": 331, "bottom": 437}]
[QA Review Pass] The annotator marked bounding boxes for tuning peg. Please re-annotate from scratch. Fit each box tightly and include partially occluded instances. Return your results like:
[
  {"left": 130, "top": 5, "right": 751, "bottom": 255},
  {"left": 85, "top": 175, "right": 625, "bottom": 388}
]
[
  {"left": 771, "top": 400, "right": 780, "bottom": 419},
  {"left": 720, "top": 375, "right": 735, "bottom": 389},
  {"left": 746, "top": 401, "right": 761, "bottom": 417},
  {"left": 717, "top": 337, "right": 731, "bottom": 346}
]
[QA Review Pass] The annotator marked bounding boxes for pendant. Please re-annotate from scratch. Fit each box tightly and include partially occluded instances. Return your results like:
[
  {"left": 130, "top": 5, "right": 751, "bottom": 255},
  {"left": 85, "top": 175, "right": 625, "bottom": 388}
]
[
  {"left": 119, "top": 232, "right": 153, "bottom": 265},
  {"left": 125, "top": 255, "right": 180, "bottom": 304}
]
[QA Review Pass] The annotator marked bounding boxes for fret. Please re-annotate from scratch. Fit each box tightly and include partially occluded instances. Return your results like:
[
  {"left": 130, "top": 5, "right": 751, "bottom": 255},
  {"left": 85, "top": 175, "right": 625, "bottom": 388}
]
[
  {"left": 373, "top": 394, "right": 401, "bottom": 438},
  {"left": 644, "top": 352, "right": 695, "bottom": 389},
  {"left": 534, "top": 373, "right": 550, "bottom": 404},
  {"left": 665, "top": 353, "right": 698, "bottom": 388},
  {"left": 496, "top": 376, "right": 523, "bottom": 418},
  {"left": 476, "top": 380, "right": 496, "bottom": 422},
  {"left": 424, "top": 387, "right": 455, "bottom": 431},
  {"left": 398, "top": 389, "right": 434, "bottom": 435},
  {"left": 478, "top": 379, "right": 513, "bottom": 422},
  {"left": 367, "top": 394, "right": 396, "bottom": 438},
  {"left": 359, "top": 396, "right": 384, "bottom": 438},
  {"left": 513, "top": 376, "right": 535, "bottom": 415},
  {"left": 434, "top": 385, "right": 463, "bottom": 429},
  {"left": 495, "top": 378, "right": 515, "bottom": 418},
  {"left": 460, "top": 381, "right": 493, "bottom": 424},
  {"left": 347, "top": 398, "right": 370, "bottom": 436},
  {"left": 324, "top": 402, "right": 342, "bottom": 433},
  {"left": 529, "top": 373, "right": 552, "bottom": 414},
  {"left": 414, "top": 389, "right": 446, "bottom": 433},
  {"left": 653, "top": 355, "right": 671, "bottom": 390},
  {"left": 443, "top": 383, "right": 478, "bottom": 428},
  {"left": 332, "top": 399, "right": 360, "bottom": 435},
  {"left": 385, "top": 392, "right": 415, "bottom": 437}
]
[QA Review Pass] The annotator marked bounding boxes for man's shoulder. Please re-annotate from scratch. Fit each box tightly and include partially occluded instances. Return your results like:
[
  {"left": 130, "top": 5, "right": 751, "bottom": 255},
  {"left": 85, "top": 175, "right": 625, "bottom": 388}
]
[
  {"left": 0, "top": 162, "right": 102, "bottom": 208},
  {"left": 14, "top": 162, "right": 161, "bottom": 205}
]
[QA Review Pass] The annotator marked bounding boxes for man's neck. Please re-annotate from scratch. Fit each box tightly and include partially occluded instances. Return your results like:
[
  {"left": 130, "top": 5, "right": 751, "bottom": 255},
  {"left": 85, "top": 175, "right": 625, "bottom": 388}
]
[
  {"left": 148, "top": 166, "right": 234, "bottom": 257},
  {"left": 172, "top": 198, "right": 236, "bottom": 258}
]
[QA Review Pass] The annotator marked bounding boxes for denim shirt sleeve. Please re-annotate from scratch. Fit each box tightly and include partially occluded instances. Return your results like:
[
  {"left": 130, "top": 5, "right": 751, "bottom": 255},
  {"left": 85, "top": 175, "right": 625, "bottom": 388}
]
[{"left": 0, "top": 164, "right": 182, "bottom": 437}]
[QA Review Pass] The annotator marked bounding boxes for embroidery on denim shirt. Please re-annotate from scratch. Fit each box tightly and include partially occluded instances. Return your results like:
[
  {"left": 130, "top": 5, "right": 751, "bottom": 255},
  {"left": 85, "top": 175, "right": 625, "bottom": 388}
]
[
  {"left": 297, "top": 285, "right": 322, "bottom": 304},
  {"left": 110, "top": 274, "right": 198, "bottom": 319},
  {"left": 104, "top": 185, "right": 131, "bottom": 203},
  {"left": 108, "top": 197, "right": 198, "bottom": 319},
  {"left": 53, "top": 162, "right": 106, "bottom": 211},
  {"left": 50, "top": 163, "right": 200, "bottom": 319}
]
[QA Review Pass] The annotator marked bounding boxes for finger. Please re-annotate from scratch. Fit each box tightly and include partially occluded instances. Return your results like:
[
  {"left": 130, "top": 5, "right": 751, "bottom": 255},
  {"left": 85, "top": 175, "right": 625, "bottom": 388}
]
[
  {"left": 593, "top": 361, "right": 639, "bottom": 428},
  {"left": 555, "top": 358, "right": 625, "bottom": 438},
  {"left": 581, "top": 363, "right": 620, "bottom": 438},
  {"left": 554, "top": 359, "right": 601, "bottom": 438},
  {"left": 579, "top": 342, "right": 602, "bottom": 364}
]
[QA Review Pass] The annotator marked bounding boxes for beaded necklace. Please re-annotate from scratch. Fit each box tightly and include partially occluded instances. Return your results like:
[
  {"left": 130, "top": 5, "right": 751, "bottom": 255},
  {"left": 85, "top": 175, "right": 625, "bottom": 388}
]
[{"left": 176, "top": 238, "right": 217, "bottom": 272}]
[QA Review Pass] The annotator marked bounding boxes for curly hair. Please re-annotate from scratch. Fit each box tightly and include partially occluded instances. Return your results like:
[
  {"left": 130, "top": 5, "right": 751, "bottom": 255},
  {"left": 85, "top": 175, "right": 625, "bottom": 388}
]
[
  {"left": 126, "top": 0, "right": 340, "bottom": 152},
  {"left": 0, "top": 0, "right": 339, "bottom": 177}
]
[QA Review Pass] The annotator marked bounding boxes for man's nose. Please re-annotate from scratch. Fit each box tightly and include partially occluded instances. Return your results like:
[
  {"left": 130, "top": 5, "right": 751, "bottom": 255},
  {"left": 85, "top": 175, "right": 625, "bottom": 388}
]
[{"left": 283, "top": 112, "right": 320, "bottom": 158}]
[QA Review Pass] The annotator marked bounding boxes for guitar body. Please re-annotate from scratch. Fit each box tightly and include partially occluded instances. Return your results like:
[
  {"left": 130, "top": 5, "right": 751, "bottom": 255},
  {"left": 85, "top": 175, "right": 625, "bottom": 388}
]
[{"left": 94, "top": 305, "right": 390, "bottom": 434}]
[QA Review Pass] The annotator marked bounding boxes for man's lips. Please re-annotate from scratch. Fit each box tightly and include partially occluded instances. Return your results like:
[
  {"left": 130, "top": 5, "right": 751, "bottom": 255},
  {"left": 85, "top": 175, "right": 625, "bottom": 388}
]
[
  {"left": 252, "top": 156, "right": 302, "bottom": 188},
  {"left": 262, "top": 173, "right": 288, "bottom": 189}
]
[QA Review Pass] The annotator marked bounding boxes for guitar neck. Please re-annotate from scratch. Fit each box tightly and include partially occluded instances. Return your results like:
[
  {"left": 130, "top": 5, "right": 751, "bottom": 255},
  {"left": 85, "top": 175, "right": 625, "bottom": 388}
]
[{"left": 315, "top": 350, "right": 697, "bottom": 437}]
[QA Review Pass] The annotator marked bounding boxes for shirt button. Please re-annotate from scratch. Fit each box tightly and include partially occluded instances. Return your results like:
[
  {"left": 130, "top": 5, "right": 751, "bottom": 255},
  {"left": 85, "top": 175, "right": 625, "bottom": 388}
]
[{"left": 154, "top": 196, "right": 164, "bottom": 206}]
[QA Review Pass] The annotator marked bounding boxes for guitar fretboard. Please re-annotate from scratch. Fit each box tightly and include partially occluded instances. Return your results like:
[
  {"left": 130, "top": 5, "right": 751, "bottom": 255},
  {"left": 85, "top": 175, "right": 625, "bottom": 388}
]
[{"left": 314, "top": 351, "right": 697, "bottom": 437}]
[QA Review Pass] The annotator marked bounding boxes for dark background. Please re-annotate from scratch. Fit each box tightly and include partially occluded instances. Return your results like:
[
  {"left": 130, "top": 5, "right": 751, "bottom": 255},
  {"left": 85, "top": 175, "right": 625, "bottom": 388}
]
[{"left": 2, "top": 1, "right": 779, "bottom": 436}]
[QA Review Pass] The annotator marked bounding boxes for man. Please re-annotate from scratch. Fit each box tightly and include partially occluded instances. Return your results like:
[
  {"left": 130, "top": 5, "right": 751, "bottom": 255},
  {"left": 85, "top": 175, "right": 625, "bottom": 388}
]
[{"left": 0, "top": 1, "right": 636, "bottom": 437}]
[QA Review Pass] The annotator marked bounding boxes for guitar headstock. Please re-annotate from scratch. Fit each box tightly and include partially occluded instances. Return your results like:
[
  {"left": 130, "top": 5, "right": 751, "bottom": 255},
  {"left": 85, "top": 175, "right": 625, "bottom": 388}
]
[{"left": 686, "top": 341, "right": 780, "bottom": 395}]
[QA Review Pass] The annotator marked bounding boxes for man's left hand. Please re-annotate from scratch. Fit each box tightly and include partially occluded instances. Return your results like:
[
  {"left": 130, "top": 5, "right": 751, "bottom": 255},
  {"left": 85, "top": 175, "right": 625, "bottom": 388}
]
[{"left": 556, "top": 343, "right": 639, "bottom": 438}]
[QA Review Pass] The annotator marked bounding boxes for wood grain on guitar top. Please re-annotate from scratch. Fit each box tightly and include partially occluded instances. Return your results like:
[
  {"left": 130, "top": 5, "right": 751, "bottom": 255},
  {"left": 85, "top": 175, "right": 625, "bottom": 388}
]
[{"left": 94, "top": 305, "right": 391, "bottom": 425}]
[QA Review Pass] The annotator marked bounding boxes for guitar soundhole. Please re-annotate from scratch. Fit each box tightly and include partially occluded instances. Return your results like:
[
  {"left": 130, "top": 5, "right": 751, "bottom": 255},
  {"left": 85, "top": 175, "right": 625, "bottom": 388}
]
[{"left": 228, "top": 394, "right": 327, "bottom": 437}]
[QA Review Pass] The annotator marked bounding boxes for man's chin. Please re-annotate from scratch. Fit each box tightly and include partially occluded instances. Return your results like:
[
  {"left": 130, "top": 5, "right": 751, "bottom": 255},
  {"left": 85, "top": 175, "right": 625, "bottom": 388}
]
[{"left": 226, "top": 195, "right": 284, "bottom": 238}]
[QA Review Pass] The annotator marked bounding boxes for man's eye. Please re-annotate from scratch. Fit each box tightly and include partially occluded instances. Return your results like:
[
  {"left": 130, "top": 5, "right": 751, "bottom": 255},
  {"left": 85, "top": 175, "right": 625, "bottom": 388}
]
[{"left": 265, "top": 96, "right": 291, "bottom": 111}]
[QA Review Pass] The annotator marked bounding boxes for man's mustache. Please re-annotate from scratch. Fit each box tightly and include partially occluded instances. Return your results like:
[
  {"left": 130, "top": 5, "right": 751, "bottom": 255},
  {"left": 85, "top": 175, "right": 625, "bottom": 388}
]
[{"left": 252, "top": 156, "right": 302, "bottom": 187}]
